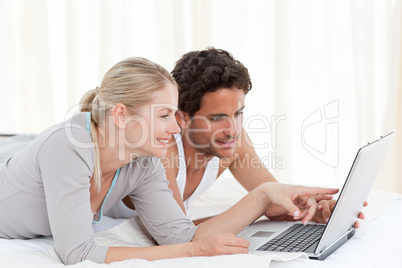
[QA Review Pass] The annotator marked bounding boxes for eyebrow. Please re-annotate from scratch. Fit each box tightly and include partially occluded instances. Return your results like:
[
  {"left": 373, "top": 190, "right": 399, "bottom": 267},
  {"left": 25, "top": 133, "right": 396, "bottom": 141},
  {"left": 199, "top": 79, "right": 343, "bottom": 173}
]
[
  {"left": 208, "top": 106, "right": 245, "bottom": 117},
  {"left": 157, "top": 107, "right": 177, "bottom": 113}
]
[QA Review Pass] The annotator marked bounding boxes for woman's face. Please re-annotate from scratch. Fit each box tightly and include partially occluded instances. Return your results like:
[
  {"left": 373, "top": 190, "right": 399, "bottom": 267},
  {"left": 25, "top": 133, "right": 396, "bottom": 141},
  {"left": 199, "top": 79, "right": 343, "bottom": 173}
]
[{"left": 123, "top": 83, "right": 180, "bottom": 159}]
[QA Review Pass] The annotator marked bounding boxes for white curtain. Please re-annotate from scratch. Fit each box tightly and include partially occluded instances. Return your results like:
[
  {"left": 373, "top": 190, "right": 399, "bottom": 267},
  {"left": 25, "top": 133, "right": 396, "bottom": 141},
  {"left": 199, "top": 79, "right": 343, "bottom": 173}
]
[{"left": 1, "top": 0, "right": 401, "bottom": 192}]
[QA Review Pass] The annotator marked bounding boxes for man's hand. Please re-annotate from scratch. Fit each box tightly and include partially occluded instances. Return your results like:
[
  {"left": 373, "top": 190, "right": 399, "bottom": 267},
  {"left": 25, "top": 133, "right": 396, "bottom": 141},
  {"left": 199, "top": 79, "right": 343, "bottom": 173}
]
[
  {"left": 266, "top": 196, "right": 368, "bottom": 228},
  {"left": 312, "top": 199, "right": 368, "bottom": 227},
  {"left": 310, "top": 199, "right": 336, "bottom": 224}
]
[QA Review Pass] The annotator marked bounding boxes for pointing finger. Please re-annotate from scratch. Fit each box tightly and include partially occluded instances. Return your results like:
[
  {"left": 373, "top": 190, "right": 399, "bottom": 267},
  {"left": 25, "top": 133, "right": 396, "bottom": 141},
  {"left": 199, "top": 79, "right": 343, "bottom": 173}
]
[{"left": 302, "top": 196, "right": 318, "bottom": 224}]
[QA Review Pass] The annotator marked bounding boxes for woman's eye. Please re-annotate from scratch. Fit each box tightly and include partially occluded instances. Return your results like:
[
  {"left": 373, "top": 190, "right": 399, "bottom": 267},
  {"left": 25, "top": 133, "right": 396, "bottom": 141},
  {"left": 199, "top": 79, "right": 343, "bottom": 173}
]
[{"left": 161, "top": 115, "right": 169, "bottom": 119}]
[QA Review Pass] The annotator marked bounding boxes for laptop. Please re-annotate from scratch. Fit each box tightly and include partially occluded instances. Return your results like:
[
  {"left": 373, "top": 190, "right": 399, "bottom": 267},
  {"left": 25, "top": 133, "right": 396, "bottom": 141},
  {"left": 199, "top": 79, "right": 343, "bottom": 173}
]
[{"left": 238, "top": 132, "right": 394, "bottom": 260}]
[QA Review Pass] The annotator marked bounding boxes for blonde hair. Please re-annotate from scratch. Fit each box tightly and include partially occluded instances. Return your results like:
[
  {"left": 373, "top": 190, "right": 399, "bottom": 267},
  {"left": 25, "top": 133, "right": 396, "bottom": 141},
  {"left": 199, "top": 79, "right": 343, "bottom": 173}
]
[{"left": 79, "top": 57, "right": 176, "bottom": 192}]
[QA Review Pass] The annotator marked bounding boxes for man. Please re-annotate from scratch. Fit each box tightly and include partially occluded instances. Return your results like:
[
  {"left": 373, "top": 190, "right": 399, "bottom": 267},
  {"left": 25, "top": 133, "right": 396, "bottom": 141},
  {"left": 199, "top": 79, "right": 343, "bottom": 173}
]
[{"left": 161, "top": 47, "right": 366, "bottom": 225}]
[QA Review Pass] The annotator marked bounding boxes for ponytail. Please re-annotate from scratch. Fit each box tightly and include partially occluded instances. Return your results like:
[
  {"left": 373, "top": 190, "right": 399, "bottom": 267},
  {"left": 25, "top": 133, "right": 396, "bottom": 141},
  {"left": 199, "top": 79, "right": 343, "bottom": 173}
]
[
  {"left": 79, "top": 88, "right": 102, "bottom": 193},
  {"left": 79, "top": 88, "right": 96, "bottom": 111}
]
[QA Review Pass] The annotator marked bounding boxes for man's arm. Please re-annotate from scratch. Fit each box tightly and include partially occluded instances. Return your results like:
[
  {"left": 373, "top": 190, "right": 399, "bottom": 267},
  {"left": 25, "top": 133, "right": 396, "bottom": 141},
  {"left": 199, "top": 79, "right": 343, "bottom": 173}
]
[
  {"left": 227, "top": 129, "right": 293, "bottom": 221},
  {"left": 228, "top": 128, "right": 278, "bottom": 190},
  {"left": 229, "top": 129, "right": 333, "bottom": 221},
  {"left": 229, "top": 128, "right": 366, "bottom": 226}
]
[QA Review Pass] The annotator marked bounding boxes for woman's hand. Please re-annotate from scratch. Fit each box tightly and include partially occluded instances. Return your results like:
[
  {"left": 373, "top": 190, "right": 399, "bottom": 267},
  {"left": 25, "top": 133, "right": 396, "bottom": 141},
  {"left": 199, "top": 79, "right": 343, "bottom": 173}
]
[
  {"left": 191, "top": 233, "right": 249, "bottom": 256},
  {"left": 264, "top": 194, "right": 335, "bottom": 222},
  {"left": 257, "top": 182, "right": 339, "bottom": 225}
]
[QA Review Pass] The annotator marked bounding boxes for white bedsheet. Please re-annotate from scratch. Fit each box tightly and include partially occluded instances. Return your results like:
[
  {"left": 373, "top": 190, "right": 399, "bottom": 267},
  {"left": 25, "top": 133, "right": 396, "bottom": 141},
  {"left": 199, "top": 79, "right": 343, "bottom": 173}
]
[
  {"left": 0, "top": 176, "right": 401, "bottom": 267},
  {"left": 0, "top": 215, "right": 307, "bottom": 267}
]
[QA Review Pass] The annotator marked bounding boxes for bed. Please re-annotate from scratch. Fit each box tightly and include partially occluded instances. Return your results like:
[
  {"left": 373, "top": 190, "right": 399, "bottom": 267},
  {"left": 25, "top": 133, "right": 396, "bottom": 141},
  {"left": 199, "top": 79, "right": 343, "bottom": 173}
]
[{"left": 1, "top": 135, "right": 401, "bottom": 267}]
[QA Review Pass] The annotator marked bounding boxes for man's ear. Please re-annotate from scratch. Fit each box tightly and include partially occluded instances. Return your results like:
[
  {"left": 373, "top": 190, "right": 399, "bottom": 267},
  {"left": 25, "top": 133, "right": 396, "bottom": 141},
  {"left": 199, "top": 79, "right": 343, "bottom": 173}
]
[
  {"left": 112, "top": 103, "right": 129, "bottom": 129},
  {"left": 175, "top": 110, "right": 190, "bottom": 130}
]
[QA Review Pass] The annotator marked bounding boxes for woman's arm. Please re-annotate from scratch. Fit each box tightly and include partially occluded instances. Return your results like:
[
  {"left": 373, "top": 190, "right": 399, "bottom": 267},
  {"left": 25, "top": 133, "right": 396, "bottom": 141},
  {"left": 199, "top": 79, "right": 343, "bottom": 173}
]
[
  {"left": 104, "top": 155, "right": 338, "bottom": 263},
  {"left": 104, "top": 182, "right": 338, "bottom": 263},
  {"left": 105, "top": 233, "right": 248, "bottom": 263},
  {"left": 38, "top": 128, "right": 109, "bottom": 265},
  {"left": 193, "top": 182, "right": 339, "bottom": 240}
]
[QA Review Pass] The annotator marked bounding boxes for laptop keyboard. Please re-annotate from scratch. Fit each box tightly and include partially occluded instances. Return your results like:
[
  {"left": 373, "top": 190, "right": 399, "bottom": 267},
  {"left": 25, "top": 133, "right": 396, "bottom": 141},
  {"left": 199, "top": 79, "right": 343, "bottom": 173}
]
[{"left": 256, "top": 223, "right": 325, "bottom": 252}]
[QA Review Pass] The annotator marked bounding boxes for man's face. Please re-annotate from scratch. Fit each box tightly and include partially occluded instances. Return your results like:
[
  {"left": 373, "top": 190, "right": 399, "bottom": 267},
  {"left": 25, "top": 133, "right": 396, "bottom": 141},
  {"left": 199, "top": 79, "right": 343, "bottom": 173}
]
[{"left": 183, "top": 87, "right": 245, "bottom": 159}]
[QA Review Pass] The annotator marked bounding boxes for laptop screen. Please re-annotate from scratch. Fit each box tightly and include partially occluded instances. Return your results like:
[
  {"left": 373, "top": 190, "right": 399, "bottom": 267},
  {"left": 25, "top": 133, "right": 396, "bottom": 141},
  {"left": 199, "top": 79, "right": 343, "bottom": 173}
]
[{"left": 315, "top": 133, "right": 394, "bottom": 254}]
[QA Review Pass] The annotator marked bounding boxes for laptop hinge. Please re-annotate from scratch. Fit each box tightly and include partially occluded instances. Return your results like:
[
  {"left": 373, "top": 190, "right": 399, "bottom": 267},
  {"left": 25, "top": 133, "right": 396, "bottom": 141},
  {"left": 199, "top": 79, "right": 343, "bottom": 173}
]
[{"left": 319, "top": 227, "right": 356, "bottom": 254}]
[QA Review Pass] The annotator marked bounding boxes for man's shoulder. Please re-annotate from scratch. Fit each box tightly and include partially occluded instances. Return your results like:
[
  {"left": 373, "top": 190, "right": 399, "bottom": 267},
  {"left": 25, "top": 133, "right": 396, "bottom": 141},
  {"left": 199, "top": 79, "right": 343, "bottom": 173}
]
[{"left": 162, "top": 136, "right": 180, "bottom": 172}]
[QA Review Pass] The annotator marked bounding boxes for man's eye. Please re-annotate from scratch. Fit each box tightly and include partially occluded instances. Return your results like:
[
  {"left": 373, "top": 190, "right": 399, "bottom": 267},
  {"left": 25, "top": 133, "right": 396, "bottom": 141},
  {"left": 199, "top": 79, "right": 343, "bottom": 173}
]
[{"left": 211, "top": 116, "right": 223, "bottom": 121}]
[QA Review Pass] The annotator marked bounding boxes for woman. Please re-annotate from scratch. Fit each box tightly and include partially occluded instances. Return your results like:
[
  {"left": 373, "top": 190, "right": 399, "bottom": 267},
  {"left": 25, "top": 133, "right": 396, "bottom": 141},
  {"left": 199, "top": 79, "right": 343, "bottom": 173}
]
[{"left": 0, "top": 57, "right": 338, "bottom": 265}]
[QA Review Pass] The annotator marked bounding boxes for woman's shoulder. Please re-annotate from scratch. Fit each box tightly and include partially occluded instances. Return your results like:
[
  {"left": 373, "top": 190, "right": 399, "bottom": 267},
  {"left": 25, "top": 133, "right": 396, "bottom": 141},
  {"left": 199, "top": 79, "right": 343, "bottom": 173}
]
[
  {"left": 33, "top": 112, "right": 94, "bottom": 162},
  {"left": 0, "top": 113, "right": 95, "bottom": 184},
  {"left": 37, "top": 112, "right": 91, "bottom": 144}
]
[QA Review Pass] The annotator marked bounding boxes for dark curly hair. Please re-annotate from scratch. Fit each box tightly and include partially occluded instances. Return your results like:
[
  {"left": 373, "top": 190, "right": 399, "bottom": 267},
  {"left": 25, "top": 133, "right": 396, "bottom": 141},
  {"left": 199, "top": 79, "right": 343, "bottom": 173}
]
[{"left": 171, "top": 48, "right": 252, "bottom": 117}]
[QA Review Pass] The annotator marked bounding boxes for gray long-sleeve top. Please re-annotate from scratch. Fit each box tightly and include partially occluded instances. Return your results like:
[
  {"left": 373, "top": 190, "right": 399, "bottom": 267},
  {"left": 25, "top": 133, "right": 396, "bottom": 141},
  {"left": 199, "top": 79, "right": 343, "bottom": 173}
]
[{"left": 0, "top": 112, "right": 198, "bottom": 265}]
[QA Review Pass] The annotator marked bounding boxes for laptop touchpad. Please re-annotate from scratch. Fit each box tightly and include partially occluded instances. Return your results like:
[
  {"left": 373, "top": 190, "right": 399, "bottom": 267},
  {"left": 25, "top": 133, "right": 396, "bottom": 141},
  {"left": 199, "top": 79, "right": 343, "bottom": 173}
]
[{"left": 250, "top": 231, "right": 276, "bottom": 238}]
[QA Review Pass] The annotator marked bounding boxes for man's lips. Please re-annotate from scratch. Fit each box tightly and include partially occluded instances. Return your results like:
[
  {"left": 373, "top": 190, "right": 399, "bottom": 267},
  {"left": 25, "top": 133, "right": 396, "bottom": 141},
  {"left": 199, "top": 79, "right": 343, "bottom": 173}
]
[{"left": 215, "top": 139, "right": 236, "bottom": 148}]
